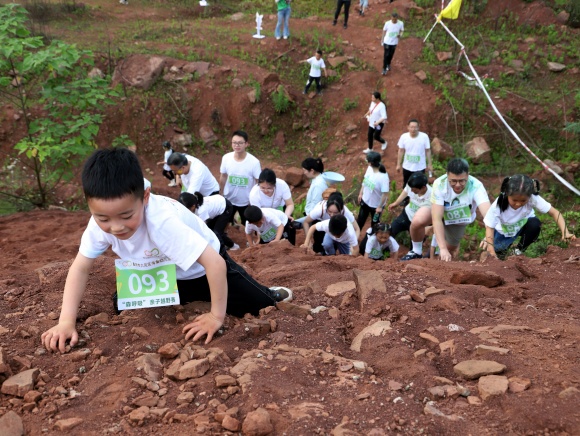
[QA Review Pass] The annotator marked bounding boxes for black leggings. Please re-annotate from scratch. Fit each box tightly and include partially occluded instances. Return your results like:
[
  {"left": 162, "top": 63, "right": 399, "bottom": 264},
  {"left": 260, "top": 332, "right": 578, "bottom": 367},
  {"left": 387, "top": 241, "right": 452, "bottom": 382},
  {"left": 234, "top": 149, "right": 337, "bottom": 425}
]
[
  {"left": 390, "top": 209, "right": 411, "bottom": 238},
  {"left": 230, "top": 204, "right": 249, "bottom": 225},
  {"left": 383, "top": 44, "right": 397, "bottom": 70},
  {"left": 356, "top": 200, "right": 380, "bottom": 229},
  {"left": 495, "top": 217, "right": 542, "bottom": 259},
  {"left": 176, "top": 251, "right": 275, "bottom": 317},
  {"left": 205, "top": 200, "right": 235, "bottom": 248},
  {"left": 334, "top": 0, "right": 351, "bottom": 25},
  {"left": 304, "top": 76, "right": 322, "bottom": 93},
  {"left": 162, "top": 169, "right": 174, "bottom": 181},
  {"left": 367, "top": 124, "right": 386, "bottom": 150}
]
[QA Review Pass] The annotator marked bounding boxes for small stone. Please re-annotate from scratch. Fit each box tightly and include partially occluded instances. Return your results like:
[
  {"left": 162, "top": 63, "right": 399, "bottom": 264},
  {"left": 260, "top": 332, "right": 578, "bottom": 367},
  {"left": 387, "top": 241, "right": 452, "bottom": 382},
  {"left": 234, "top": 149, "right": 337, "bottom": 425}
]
[
  {"left": 475, "top": 345, "right": 510, "bottom": 356},
  {"left": 1, "top": 368, "right": 39, "bottom": 397},
  {"left": 467, "top": 396, "right": 482, "bottom": 405},
  {"left": 415, "top": 70, "right": 427, "bottom": 81},
  {"left": 325, "top": 281, "right": 356, "bottom": 297},
  {"left": 131, "top": 327, "right": 150, "bottom": 337},
  {"left": 215, "top": 375, "right": 237, "bottom": 388},
  {"left": 350, "top": 321, "right": 392, "bottom": 352},
  {"left": 547, "top": 62, "right": 566, "bottom": 72},
  {"left": 132, "top": 393, "right": 158, "bottom": 407},
  {"left": 47, "top": 312, "right": 59, "bottom": 320},
  {"left": 558, "top": 387, "right": 580, "bottom": 399},
  {"left": 409, "top": 290, "right": 426, "bottom": 303},
  {"left": 478, "top": 375, "right": 508, "bottom": 401},
  {"left": 54, "top": 417, "right": 84, "bottom": 431},
  {"left": 508, "top": 377, "right": 531, "bottom": 393},
  {"left": 242, "top": 407, "right": 273, "bottom": 435},
  {"left": 414, "top": 349, "right": 427, "bottom": 358},
  {"left": 436, "top": 52, "right": 453, "bottom": 62},
  {"left": 84, "top": 312, "right": 108, "bottom": 325},
  {"left": 454, "top": 360, "right": 506, "bottom": 380},
  {"left": 222, "top": 414, "right": 241, "bottom": 431},
  {"left": 0, "top": 411, "right": 24, "bottom": 436},
  {"left": 439, "top": 339, "right": 455, "bottom": 355},
  {"left": 419, "top": 332, "right": 440, "bottom": 344},
  {"left": 157, "top": 343, "right": 180, "bottom": 359},
  {"left": 424, "top": 287, "right": 445, "bottom": 297},
  {"left": 388, "top": 380, "right": 403, "bottom": 391},
  {"left": 176, "top": 358, "right": 210, "bottom": 380},
  {"left": 23, "top": 390, "right": 42, "bottom": 403},
  {"left": 176, "top": 391, "right": 195, "bottom": 404},
  {"left": 128, "top": 406, "right": 150, "bottom": 422}
]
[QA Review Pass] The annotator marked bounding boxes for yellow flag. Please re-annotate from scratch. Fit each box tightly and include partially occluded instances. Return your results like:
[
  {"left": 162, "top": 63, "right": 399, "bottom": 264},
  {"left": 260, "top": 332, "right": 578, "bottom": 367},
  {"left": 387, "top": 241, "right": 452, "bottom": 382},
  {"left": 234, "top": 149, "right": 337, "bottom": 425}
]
[{"left": 440, "top": 0, "right": 462, "bottom": 19}]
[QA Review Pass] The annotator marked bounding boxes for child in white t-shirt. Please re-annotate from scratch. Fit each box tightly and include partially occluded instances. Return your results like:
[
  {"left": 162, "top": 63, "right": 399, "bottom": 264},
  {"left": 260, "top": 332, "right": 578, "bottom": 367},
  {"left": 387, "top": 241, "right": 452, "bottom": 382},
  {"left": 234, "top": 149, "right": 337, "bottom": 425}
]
[
  {"left": 301, "top": 50, "right": 327, "bottom": 95},
  {"left": 359, "top": 223, "right": 400, "bottom": 260},
  {"left": 249, "top": 168, "right": 294, "bottom": 219},
  {"left": 156, "top": 141, "right": 176, "bottom": 187},
  {"left": 482, "top": 174, "right": 575, "bottom": 259},
  {"left": 41, "top": 148, "right": 291, "bottom": 353},
  {"left": 302, "top": 215, "right": 358, "bottom": 255},
  {"left": 244, "top": 206, "right": 296, "bottom": 246}
]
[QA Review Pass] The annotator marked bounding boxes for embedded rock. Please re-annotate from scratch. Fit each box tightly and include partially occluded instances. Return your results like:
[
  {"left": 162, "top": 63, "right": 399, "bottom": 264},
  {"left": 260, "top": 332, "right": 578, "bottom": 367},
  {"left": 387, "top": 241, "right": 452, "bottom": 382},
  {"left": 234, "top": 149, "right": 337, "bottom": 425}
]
[
  {"left": 454, "top": 360, "right": 506, "bottom": 380},
  {"left": 478, "top": 375, "right": 508, "bottom": 400},
  {"left": 1, "top": 368, "right": 39, "bottom": 397}
]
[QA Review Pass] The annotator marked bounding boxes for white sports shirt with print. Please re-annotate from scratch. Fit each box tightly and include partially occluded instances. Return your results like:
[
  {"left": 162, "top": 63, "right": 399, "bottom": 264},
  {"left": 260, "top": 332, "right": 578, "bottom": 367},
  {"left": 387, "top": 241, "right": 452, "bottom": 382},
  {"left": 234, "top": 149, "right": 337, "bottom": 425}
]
[
  {"left": 398, "top": 132, "right": 430, "bottom": 172},
  {"left": 307, "top": 57, "right": 326, "bottom": 78},
  {"left": 430, "top": 175, "right": 489, "bottom": 225},
  {"left": 362, "top": 167, "right": 390, "bottom": 208},
  {"left": 484, "top": 195, "right": 550, "bottom": 237},
  {"left": 219, "top": 152, "right": 261, "bottom": 207}
]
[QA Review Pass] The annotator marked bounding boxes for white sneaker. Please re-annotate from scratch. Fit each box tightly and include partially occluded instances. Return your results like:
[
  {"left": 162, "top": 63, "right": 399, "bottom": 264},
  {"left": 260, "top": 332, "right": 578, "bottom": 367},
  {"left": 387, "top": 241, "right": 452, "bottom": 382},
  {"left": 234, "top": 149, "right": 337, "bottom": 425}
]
[
  {"left": 276, "top": 37, "right": 281, "bottom": 40},
  {"left": 230, "top": 243, "right": 240, "bottom": 251},
  {"left": 381, "top": 141, "right": 388, "bottom": 151},
  {"left": 283, "top": 36, "right": 288, "bottom": 40},
  {"left": 513, "top": 248, "right": 523, "bottom": 256},
  {"left": 362, "top": 148, "right": 371, "bottom": 154},
  {"left": 168, "top": 179, "right": 176, "bottom": 187},
  {"left": 270, "top": 286, "right": 293, "bottom": 303}
]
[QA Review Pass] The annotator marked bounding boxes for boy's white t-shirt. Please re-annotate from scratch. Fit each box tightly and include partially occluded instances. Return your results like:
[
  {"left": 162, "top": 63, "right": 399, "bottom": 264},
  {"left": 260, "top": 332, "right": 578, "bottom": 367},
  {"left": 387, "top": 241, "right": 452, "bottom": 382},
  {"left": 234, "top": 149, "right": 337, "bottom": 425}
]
[
  {"left": 308, "top": 200, "right": 356, "bottom": 224},
  {"left": 398, "top": 132, "right": 430, "bottom": 172},
  {"left": 245, "top": 208, "right": 288, "bottom": 242},
  {"left": 315, "top": 220, "right": 358, "bottom": 247},
  {"left": 181, "top": 155, "right": 220, "bottom": 196},
  {"left": 367, "top": 101, "right": 387, "bottom": 128},
  {"left": 163, "top": 150, "right": 172, "bottom": 172},
  {"left": 404, "top": 184, "right": 432, "bottom": 221},
  {"left": 305, "top": 174, "right": 328, "bottom": 215},
  {"left": 484, "top": 195, "right": 551, "bottom": 237},
  {"left": 431, "top": 175, "right": 489, "bottom": 225},
  {"left": 362, "top": 167, "right": 390, "bottom": 208},
  {"left": 79, "top": 194, "right": 220, "bottom": 280},
  {"left": 383, "top": 20, "right": 404, "bottom": 45},
  {"left": 219, "top": 152, "right": 261, "bottom": 207},
  {"left": 307, "top": 57, "right": 326, "bottom": 78},
  {"left": 196, "top": 194, "right": 226, "bottom": 221},
  {"left": 249, "top": 178, "right": 292, "bottom": 210},
  {"left": 365, "top": 234, "right": 400, "bottom": 259}
]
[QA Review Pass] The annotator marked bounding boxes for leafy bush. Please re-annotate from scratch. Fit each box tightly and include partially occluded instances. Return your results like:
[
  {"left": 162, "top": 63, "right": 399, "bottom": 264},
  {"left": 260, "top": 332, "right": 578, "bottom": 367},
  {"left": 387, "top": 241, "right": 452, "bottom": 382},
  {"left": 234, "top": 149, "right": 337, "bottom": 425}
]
[
  {"left": 271, "top": 85, "right": 290, "bottom": 114},
  {"left": 342, "top": 97, "right": 359, "bottom": 111}
]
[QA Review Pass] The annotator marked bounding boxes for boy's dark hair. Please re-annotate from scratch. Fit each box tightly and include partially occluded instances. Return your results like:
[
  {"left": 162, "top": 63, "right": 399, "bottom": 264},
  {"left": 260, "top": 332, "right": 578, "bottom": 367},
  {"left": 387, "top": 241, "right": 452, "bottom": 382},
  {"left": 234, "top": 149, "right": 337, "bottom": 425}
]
[
  {"left": 316, "top": 50, "right": 323, "bottom": 56},
  {"left": 447, "top": 158, "right": 469, "bottom": 175},
  {"left": 82, "top": 148, "right": 144, "bottom": 200},
  {"left": 258, "top": 168, "right": 277, "bottom": 185},
  {"left": 178, "top": 191, "right": 204, "bottom": 210},
  {"left": 408, "top": 118, "right": 419, "bottom": 125},
  {"left": 301, "top": 157, "right": 324, "bottom": 173},
  {"left": 244, "top": 206, "right": 263, "bottom": 223},
  {"left": 366, "top": 151, "right": 382, "bottom": 168},
  {"left": 162, "top": 141, "right": 172, "bottom": 149},
  {"left": 167, "top": 152, "right": 188, "bottom": 167},
  {"left": 497, "top": 174, "right": 540, "bottom": 213},
  {"left": 232, "top": 130, "right": 248, "bottom": 142},
  {"left": 407, "top": 172, "right": 428, "bottom": 189},
  {"left": 328, "top": 214, "right": 348, "bottom": 237}
]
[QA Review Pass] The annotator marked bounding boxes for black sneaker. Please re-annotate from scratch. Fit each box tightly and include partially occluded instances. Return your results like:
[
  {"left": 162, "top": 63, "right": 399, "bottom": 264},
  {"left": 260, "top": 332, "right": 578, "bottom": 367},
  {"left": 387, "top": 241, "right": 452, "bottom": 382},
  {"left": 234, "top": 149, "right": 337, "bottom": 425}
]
[
  {"left": 343, "top": 23, "right": 348, "bottom": 29},
  {"left": 401, "top": 251, "right": 422, "bottom": 261},
  {"left": 112, "top": 292, "right": 121, "bottom": 315},
  {"left": 270, "top": 286, "right": 293, "bottom": 303},
  {"left": 382, "top": 69, "right": 387, "bottom": 75},
  {"left": 386, "top": 65, "right": 391, "bottom": 71},
  {"left": 332, "top": 20, "right": 337, "bottom": 26},
  {"left": 292, "top": 221, "right": 303, "bottom": 229}
]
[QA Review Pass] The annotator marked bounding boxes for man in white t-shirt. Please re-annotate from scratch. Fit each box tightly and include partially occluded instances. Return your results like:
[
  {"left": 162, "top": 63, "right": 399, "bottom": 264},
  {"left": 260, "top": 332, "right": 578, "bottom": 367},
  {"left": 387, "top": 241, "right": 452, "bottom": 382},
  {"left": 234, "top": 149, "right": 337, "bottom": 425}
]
[
  {"left": 396, "top": 119, "right": 432, "bottom": 187},
  {"left": 301, "top": 50, "right": 327, "bottom": 96},
  {"left": 219, "top": 131, "right": 261, "bottom": 225},
  {"left": 382, "top": 12, "right": 404, "bottom": 75}
]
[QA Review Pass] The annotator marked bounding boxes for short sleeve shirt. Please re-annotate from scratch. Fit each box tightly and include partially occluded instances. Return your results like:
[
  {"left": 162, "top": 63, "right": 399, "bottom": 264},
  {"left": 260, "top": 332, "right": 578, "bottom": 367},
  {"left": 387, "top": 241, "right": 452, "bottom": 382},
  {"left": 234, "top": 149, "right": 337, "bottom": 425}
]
[
  {"left": 305, "top": 174, "right": 328, "bottom": 215},
  {"left": 249, "top": 179, "right": 292, "bottom": 211},
  {"left": 315, "top": 220, "right": 358, "bottom": 247},
  {"left": 181, "top": 156, "right": 220, "bottom": 196},
  {"left": 245, "top": 208, "right": 288, "bottom": 242},
  {"left": 365, "top": 234, "right": 400, "bottom": 259},
  {"left": 431, "top": 175, "right": 489, "bottom": 225},
  {"left": 219, "top": 152, "right": 261, "bottom": 207},
  {"left": 163, "top": 150, "right": 172, "bottom": 171},
  {"left": 308, "top": 200, "right": 356, "bottom": 224},
  {"left": 398, "top": 132, "right": 430, "bottom": 172},
  {"left": 404, "top": 184, "right": 432, "bottom": 221},
  {"left": 307, "top": 57, "right": 326, "bottom": 78},
  {"left": 484, "top": 195, "right": 551, "bottom": 237},
  {"left": 383, "top": 20, "right": 404, "bottom": 45},
  {"left": 367, "top": 101, "right": 387, "bottom": 128},
  {"left": 79, "top": 194, "right": 220, "bottom": 280},
  {"left": 196, "top": 195, "right": 226, "bottom": 221},
  {"left": 362, "top": 167, "right": 390, "bottom": 208}
]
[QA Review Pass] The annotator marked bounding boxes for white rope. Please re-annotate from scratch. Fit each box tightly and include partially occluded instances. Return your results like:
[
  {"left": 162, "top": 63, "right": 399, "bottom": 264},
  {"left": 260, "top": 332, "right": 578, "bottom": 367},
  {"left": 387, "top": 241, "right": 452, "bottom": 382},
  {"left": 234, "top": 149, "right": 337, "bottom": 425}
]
[{"left": 427, "top": 20, "right": 580, "bottom": 196}]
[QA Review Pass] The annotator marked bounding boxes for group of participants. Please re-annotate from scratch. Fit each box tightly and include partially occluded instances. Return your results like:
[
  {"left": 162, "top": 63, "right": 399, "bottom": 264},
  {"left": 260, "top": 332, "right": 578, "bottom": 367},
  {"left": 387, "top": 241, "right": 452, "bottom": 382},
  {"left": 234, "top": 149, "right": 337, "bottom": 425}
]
[{"left": 40, "top": 125, "right": 575, "bottom": 351}]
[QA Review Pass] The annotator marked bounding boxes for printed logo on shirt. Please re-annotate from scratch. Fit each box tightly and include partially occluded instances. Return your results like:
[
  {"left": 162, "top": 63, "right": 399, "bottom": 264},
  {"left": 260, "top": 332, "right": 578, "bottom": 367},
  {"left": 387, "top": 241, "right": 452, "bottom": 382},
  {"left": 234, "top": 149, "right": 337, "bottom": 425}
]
[
  {"left": 405, "top": 154, "right": 421, "bottom": 163},
  {"left": 370, "top": 248, "right": 384, "bottom": 259},
  {"left": 228, "top": 175, "right": 249, "bottom": 187},
  {"left": 501, "top": 217, "right": 528, "bottom": 237},
  {"left": 260, "top": 227, "right": 277, "bottom": 242},
  {"left": 363, "top": 177, "right": 376, "bottom": 191},
  {"left": 144, "top": 248, "right": 161, "bottom": 257}
]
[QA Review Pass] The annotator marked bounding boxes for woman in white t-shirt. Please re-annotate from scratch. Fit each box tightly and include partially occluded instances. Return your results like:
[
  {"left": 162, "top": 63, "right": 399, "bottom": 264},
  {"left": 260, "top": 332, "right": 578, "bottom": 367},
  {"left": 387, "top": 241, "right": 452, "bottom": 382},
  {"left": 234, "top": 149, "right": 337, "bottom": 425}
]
[
  {"left": 178, "top": 192, "right": 238, "bottom": 250},
  {"left": 249, "top": 168, "right": 294, "bottom": 219},
  {"left": 482, "top": 174, "right": 575, "bottom": 259},
  {"left": 357, "top": 151, "right": 390, "bottom": 230},
  {"left": 362, "top": 91, "right": 387, "bottom": 154}
]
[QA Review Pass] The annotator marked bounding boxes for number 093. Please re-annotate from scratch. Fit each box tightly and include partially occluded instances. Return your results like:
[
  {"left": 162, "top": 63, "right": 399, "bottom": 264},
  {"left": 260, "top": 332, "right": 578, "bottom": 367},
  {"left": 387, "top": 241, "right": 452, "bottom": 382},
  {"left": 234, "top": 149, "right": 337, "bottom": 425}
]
[{"left": 128, "top": 270, "right": 170, "bottom": 295}]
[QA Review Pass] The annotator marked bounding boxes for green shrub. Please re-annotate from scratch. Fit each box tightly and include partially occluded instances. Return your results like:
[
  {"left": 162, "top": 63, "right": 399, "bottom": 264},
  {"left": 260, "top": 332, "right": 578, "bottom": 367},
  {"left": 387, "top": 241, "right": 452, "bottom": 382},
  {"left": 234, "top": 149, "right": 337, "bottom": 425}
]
[{"left": 272, "top": 86, "right": 290, "bottom": 114}]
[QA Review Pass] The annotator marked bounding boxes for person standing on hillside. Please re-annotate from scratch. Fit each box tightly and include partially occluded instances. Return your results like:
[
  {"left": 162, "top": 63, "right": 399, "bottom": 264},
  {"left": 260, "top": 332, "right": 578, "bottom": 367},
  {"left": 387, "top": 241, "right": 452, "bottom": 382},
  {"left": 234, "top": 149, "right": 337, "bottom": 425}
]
[
  {"left": 219, "top": 131, "right": 262, "bottom": 226},
  {"left": 396, "top": 119, "right": 432, "bottom": 188},
  {"left": 333, "top": 0, "right": 351, "bottom": 29},
  {"left": 363, "top": 91, "right": 388, "bottom": 153},
  {"left": 382, "top": 12, "right": 404, "bottom": 75},
  {"left": 301, "top": 50, "right": 328, "bottom": 96},
  {"left": 274, "top": 0, "right": 291, "bottom": 40}
]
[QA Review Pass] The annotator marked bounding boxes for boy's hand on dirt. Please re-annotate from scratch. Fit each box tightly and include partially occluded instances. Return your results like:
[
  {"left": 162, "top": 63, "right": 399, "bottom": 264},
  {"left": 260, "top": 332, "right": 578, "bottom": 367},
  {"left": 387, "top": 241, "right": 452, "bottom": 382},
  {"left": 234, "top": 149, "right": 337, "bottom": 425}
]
[
  {"left": 182, "top": 312, "right": 223, "bottom": 345},
  {"left": 439, "top": 249, "right": 452, "bottom": 262},
  {"left": 563, "top": 232, "right": 576, "bottom": 241},
  {"left": 479, "top": 239, "right": 488, "bottom": 250},
  {"left": 41, "top": 322, "right": 78, "bottom": 353}
]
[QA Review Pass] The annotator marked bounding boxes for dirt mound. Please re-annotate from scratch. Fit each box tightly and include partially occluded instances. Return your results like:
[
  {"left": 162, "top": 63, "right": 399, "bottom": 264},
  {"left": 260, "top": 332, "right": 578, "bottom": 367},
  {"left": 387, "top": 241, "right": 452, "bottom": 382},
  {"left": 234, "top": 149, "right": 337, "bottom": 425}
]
[{"left": 1, "top": 210, "right": 580, "bottom": 434}]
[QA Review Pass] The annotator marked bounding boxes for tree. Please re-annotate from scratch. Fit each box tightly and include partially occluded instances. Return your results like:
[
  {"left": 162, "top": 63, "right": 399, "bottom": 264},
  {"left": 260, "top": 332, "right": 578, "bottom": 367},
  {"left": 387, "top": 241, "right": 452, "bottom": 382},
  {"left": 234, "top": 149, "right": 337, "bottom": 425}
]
[{"left": 0, "top": 4, "right": 119, "bottom": 207}]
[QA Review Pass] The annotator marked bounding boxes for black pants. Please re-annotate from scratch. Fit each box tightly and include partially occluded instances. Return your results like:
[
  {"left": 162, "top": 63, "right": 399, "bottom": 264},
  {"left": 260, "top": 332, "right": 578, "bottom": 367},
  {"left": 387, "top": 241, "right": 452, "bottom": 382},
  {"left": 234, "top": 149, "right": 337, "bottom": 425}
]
[
  {"left": 176, "top": 251, "right": 275, "bottom": 317},
  {"left": 367, "top": 124, "right": 386, "bottom": 150},
  {"left": 334, "top": 0, "right": 351, "bottom": 25},
  {"left": 162, "top": 169, "right": 174, "bottom": 181},
  {"left": 258, "top": 221, "right": 296, "bottom": 246},
  {"left": 205, "top": 199, "right": 235, "bottom": 248},
  {"left": 357, "top": 200, "right": 379, "bottom": 229},
  {"left": 391, "top": 209, "right": 411, "bottom": 238},
  {"left": 230, "top": 204, "right": 249, "bottom": 225},
  {"left": 403, "top": 168, "right": 425, "bottom": 188},
  {"left": 495, "top": 217, "right": 542, "bottom": 259},
  {"left": 305, "top": 76, "right": 322, "bottom": 93},
  {"left": 383, "top": 44, "right": 397, "bottom": 70}
]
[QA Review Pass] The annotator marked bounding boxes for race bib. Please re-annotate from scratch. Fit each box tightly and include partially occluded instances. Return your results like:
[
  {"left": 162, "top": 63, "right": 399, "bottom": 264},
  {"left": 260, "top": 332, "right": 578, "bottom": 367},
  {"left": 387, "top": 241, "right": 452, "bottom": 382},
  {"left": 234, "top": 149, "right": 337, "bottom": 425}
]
[
  {"left": 115, "top": 258, "right": 179, "bottom": 310},
  {"left": 501, "top": 217, "right": 528, "bottom": 237},
  {"left": 260, "top": 227, "right": 277, "bottom": 242},
  {"left": 363, "top": 177, "right": 375, "bottom": 191},
  {"left": 369, "top": 248, "right": 384, "bottom": 259},
  {"left": 228, "top": 175, "right": 249, "bottom": 187},
  {"left": 408, "top": 201, "right": 420, "bottom": 213},
  {"left": 405, "top": 154, "right": 421, "bottom": 163},
  {"left": 444, "top": 204, "right": 471, "bottom": 225},
  {"left": 276, "top": 205, "right": 284, "bottom": 211}
]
